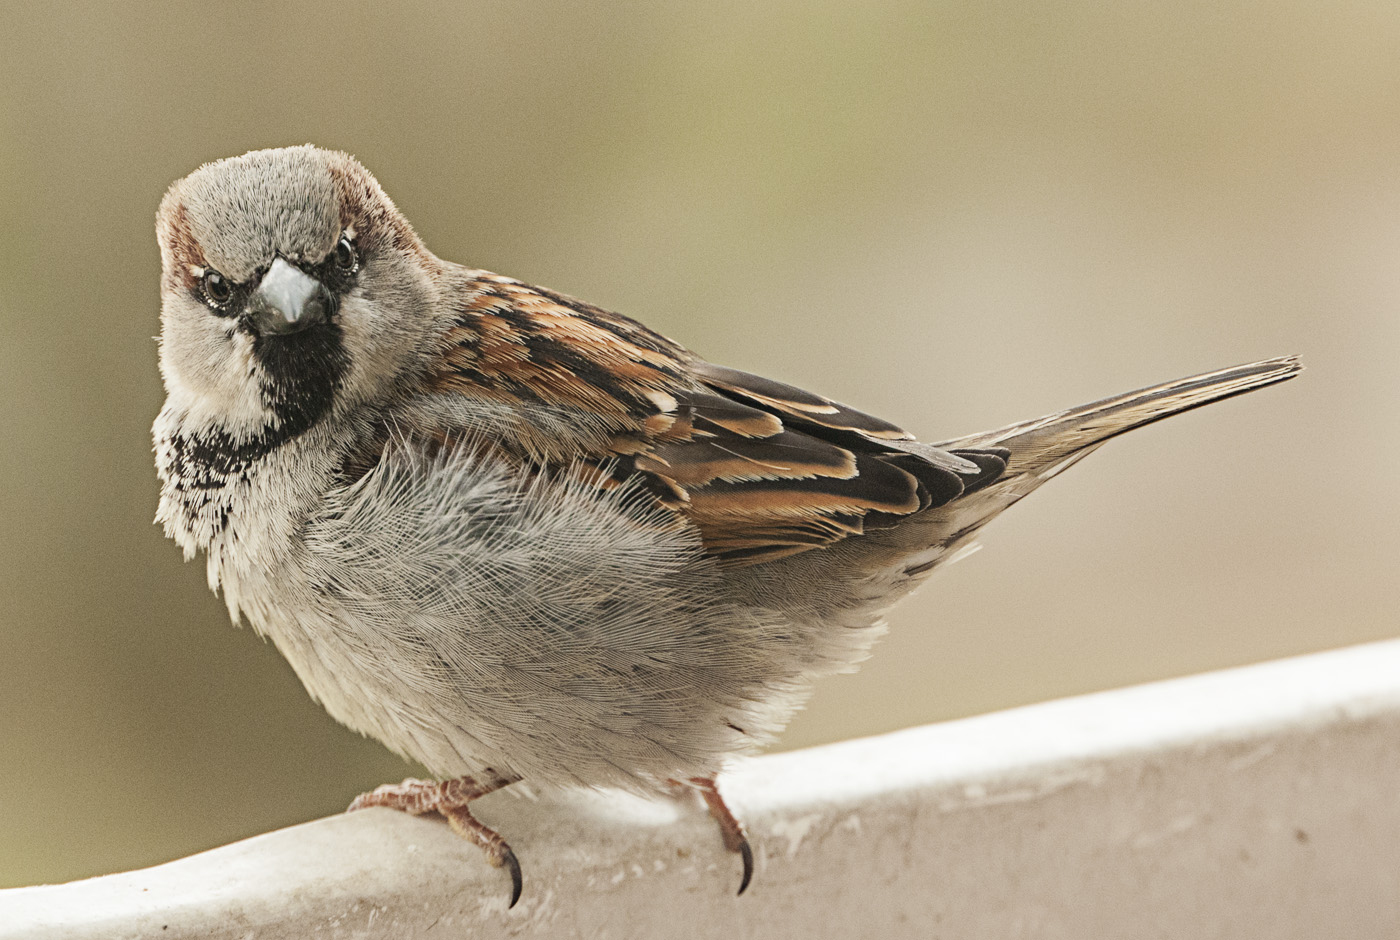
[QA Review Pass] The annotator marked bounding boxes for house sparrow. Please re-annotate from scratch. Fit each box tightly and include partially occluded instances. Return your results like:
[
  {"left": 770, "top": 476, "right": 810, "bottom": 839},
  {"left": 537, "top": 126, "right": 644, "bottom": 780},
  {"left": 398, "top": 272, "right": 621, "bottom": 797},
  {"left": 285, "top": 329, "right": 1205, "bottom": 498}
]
[{"left": 153, "top": 145, "right": 1299, "bottom": 907}]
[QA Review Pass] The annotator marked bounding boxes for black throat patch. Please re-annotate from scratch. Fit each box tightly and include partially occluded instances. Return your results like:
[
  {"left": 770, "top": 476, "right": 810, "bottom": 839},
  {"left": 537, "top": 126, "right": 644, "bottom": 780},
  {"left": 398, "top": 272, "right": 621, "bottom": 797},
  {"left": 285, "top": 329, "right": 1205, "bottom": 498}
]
[
  {"left": 169, "top": 319, "right": 350, "bottom": 489},
  {"left": 252, "top": 318, "right": 350, "bottom": 441}
]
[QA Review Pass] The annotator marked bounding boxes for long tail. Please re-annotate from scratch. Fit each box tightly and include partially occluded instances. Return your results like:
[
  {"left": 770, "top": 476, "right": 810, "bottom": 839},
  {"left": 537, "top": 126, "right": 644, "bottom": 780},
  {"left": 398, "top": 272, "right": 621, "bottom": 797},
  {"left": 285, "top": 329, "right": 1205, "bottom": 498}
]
[{"left": 937, "top": 356, "right": 1302, "bottom": 491}]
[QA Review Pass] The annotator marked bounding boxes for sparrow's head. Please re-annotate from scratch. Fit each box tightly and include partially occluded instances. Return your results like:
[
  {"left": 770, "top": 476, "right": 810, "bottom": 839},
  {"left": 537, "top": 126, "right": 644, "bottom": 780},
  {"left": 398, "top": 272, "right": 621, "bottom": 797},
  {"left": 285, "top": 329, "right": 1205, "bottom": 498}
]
[{"left": 156, "top": 145, "right": 441, "bottom": 441}]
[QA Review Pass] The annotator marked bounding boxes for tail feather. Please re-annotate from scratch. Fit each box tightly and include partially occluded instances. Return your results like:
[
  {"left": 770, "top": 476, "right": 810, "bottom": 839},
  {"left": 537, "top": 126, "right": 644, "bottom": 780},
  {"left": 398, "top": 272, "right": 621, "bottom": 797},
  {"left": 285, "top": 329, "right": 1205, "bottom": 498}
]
[
  {"left": 934, "top": 356, "right": 1301, "bottom": 484},
  {"left": 883, "top": 356, "right": 1300, "bottom": 584}
]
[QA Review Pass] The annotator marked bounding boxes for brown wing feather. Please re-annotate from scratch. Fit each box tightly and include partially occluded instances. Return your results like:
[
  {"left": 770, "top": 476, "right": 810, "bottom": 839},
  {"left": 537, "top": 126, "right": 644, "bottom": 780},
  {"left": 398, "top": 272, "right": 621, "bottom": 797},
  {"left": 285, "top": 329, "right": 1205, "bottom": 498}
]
[
  {"left": 691, "top": 362, "right": 913, "bottom": 440},
  {"left": 422, "top": 272, "right": 1007, "bottom": 565}
]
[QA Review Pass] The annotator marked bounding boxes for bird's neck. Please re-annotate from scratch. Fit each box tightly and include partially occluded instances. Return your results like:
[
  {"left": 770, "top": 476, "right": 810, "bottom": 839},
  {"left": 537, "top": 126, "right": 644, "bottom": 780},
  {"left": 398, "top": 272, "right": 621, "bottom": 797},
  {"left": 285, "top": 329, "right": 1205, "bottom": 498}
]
[{"left": 152, "top": 402, "right": 352, "bottom": 596}]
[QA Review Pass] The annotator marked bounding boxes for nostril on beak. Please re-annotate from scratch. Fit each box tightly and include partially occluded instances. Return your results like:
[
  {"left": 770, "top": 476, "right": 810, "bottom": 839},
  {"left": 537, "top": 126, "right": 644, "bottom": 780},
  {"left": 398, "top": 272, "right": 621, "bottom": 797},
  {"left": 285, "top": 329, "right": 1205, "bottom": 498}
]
[{"left": 249, "top": 258, "right": 329, "bottom": 335}]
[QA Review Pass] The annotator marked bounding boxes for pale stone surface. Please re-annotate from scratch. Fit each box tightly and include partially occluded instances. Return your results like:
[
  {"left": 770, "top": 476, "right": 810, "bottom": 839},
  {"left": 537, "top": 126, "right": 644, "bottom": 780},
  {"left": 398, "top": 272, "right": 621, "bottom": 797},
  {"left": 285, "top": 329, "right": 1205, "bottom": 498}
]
[{"left": 5, "top": 638, "right": 1400, "bottom": 939}]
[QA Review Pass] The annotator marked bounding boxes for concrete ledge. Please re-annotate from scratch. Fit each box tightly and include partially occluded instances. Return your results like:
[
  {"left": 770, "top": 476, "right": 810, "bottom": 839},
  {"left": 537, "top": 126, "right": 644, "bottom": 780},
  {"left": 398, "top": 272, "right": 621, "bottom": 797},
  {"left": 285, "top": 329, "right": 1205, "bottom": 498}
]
[{"left": 5, "top": 638, "right": 1400, "bottom": 939}]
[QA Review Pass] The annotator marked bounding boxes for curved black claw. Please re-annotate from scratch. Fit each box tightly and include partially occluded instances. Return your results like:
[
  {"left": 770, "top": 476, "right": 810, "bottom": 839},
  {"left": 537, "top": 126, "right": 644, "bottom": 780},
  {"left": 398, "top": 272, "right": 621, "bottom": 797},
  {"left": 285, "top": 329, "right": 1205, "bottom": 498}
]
[
  {"left": 501, "top": 846, "right": 523, "bottom": 908},
  {"left": 689, "top": 776, "right": 755, "bottom": 897}
]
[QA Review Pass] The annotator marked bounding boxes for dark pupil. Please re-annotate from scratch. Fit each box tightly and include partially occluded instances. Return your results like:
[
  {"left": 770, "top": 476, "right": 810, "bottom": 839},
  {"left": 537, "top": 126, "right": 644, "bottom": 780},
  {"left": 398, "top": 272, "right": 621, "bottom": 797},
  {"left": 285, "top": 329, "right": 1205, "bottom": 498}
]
[
  {"left": 335, "top": 239, "right": 354, "bottom": 268},
  {"left": 204, "top": 272, "right": 230, "bottom": 303}
]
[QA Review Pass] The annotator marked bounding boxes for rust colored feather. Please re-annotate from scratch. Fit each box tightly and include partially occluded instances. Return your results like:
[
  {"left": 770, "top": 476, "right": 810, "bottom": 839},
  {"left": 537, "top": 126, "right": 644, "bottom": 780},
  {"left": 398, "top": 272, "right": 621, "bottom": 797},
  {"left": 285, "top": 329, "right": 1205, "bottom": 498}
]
[
  {"left": 636, "top": 430, "right": 858, "bottom": 487},
  {"left": 422, "top": 273, "right": 1006, "bottom": 565},
  {"left": 691, "top": 362, "right": 915, "bottom": 441}
]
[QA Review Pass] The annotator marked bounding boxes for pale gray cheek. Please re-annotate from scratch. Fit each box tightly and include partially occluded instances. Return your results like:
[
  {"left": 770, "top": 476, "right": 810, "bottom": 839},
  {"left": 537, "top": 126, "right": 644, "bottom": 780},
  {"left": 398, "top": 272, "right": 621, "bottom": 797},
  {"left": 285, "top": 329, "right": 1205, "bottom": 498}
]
[
  {"left": 158, "top": 298, "right": 268, "bottom": 425},
  {"left": 332, "top": 268, "right": 448, "bottom": 405}
]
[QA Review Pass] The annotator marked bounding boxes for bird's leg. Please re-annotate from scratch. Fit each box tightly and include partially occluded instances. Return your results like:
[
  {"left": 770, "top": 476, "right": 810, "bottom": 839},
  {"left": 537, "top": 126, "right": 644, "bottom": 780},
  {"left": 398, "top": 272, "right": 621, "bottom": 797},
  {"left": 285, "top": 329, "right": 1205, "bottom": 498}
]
[
  {"left": 688, "top": 776, "right": 754, "bottom": 895},
  {"left": 348, "top": 770, "right": 523, "bottom": 907}
]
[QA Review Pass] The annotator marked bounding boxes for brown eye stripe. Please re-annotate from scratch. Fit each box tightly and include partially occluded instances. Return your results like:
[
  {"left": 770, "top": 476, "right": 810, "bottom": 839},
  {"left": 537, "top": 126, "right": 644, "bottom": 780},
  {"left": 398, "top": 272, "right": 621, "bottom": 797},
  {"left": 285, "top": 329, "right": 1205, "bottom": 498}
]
[
  {"left": 326, "top": 157, "right": 432, "bottom": 263},
  {"left": 157, "top": 201, "right": 208, "bottom": 291}
]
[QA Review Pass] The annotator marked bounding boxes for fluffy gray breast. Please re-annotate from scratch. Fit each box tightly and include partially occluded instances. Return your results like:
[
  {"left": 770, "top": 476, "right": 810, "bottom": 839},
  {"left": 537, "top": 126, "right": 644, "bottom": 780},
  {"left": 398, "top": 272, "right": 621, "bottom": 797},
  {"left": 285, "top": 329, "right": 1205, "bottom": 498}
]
[{"left": 278, "top": 439, "right": 815, "bottom": 789}]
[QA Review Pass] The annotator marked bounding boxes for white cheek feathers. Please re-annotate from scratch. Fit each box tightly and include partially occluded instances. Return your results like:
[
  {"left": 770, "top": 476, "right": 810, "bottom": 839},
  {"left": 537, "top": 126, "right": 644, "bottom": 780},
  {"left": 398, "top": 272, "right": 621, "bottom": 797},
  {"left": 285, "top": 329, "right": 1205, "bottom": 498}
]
[{"left": 157, "top": 297, "right": 270, "bottom": 433}]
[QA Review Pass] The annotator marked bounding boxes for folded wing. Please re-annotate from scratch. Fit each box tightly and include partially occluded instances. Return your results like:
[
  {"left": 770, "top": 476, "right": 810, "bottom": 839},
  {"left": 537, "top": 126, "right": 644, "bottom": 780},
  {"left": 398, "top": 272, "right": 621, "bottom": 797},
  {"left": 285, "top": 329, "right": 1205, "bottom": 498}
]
[{"left": 423, "top": 274, "right": 1007, "bottom": 565}]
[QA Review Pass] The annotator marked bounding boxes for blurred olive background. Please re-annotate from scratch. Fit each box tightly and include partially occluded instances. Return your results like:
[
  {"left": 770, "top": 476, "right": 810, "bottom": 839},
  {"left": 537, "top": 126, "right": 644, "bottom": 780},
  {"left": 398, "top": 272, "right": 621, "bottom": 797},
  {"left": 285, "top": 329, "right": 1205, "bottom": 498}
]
[{"left": 2, "top": 0, "right": 1397, "bottom": 889}]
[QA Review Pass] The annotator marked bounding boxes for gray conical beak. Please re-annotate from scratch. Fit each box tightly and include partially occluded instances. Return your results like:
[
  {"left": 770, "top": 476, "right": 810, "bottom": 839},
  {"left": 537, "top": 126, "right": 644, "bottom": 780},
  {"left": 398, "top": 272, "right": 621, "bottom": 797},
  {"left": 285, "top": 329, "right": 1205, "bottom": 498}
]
[{"left": 248, "top": 258, "right": 329, "bottom": 334}]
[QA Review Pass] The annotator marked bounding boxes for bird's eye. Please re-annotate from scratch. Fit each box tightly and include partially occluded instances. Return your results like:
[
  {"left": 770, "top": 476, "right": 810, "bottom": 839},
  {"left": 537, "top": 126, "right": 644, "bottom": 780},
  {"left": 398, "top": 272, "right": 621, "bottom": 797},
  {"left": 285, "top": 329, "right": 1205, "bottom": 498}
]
[
  {"left": 333, "top": 235, "right": 357, "bottom": 272},
  {"left": 202, "top": 270, "right": 232, "bottom": 308}
]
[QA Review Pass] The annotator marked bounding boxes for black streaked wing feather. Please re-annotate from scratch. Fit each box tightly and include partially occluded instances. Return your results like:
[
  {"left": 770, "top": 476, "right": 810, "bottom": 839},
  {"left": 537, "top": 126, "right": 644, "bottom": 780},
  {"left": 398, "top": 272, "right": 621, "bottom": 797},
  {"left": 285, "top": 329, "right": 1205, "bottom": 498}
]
[
  {"left": 427, "top": 274, "right": 1008, "bottom": 565},
  {"left": 638, "top": 379, "right": 1006, "bottom": 565},
  {"left": 691, "top": 362, "right": 912, "bottom": 439},
  {"left": 691, "top": 362, "right": 984, "bottom": 477}
]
